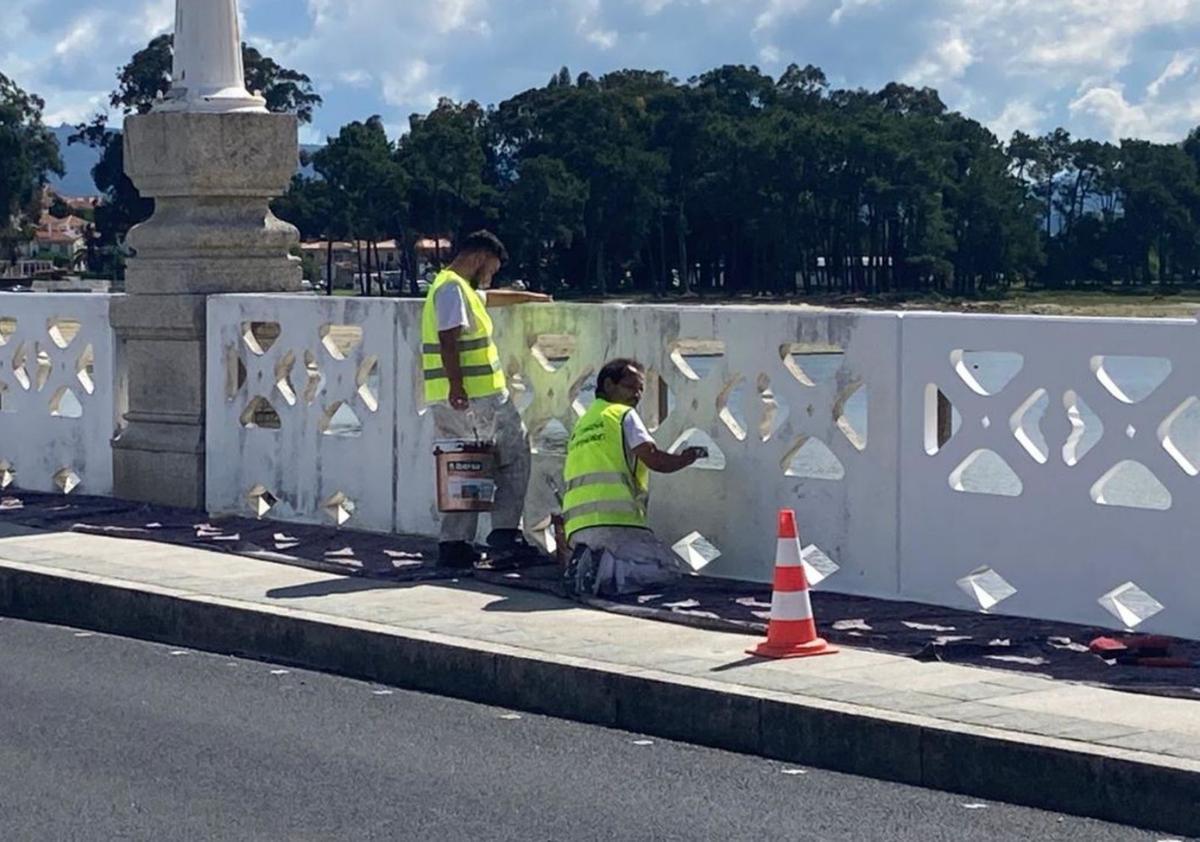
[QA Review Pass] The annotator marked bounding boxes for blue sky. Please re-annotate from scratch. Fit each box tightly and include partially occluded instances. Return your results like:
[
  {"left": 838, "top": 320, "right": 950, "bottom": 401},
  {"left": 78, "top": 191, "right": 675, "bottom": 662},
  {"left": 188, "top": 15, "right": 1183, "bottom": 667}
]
[{"left": 5, "top": 0, "right": 1200, "bottom": 146}]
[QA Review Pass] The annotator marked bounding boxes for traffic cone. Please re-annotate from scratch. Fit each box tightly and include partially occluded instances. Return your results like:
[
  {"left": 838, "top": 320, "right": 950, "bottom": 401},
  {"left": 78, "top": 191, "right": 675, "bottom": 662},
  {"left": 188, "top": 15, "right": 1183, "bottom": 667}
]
[{"left": 747, "top": 509, "right": 837, "bottom": 659}]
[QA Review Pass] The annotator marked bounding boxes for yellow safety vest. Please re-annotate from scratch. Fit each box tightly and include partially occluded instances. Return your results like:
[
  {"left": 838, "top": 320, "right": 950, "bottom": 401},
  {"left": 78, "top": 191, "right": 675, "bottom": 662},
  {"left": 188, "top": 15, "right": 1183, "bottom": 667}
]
[
  {"left": 421, "top": 269, "right": 506, "bottom": 403},
  {"left": 563, "top": 399, "right": 651, "bottom": 541}
]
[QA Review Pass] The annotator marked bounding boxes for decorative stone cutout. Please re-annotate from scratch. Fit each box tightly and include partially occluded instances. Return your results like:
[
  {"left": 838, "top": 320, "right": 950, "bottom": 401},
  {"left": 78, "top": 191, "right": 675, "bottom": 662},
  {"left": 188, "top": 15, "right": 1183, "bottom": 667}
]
[
  {"left": 948, "top": 449, "right": 1022, "bottom": 497},
  {"left": 323, "top": 491, "right": 356, "bottom": 526},
  {"left": 531, "top": 334, "right": 576, "bottom": 373},
  {"left": 716, "top": 375, "right": 747, "bottom": 441},
  {"left": 1090, "top": 461, "right": 1171, "bottom": 511},
  {"left": 224, "top": 344, "right": 247, "bottom": 401},
  {"left": 951, "top": 350, "right": 1024, "bottom": 396},
  {"left": 509, "top": 371, "right": 535, "bottom": 416},
  {"left": 303, "top": 350, "right": 323, "bottom": 404},
  {"left": 670, "top": 340, "right": 724, "bottom": 381},
  {"left": 1062, "top": 390, "right": 1103, "bottom": 466},
  {"left": 641, "top": 371, "right": 671, "bottom": 432},
  {"left": 320, "top": 401, "right": 364, "bottom": 438},
  {"left": 668, "top": 428, "right": 725, "bottom": 470},
  {"left": 319, "top": 324, "right": 362, "bottom": 360},
  {"left": 672, "top": 531, "right": 722, "bottom": 571},
  {"left": 53, "top": 467, "right": 81, "bottom": 495},
  {"left": 1159, "top": 396, "right": 1200, "bottom": 476},
  {"left": 835, "top": 380, "right": 868, "bottom": 451},
  {"left": 1010, "top": 388, "right": 1049, "bottom": 464},
  {"left": 241, "top": 321, "right": 280, "bottom": 356},
  {"left": 0, "top": 460, "right": 14, "bottom": 489},
  {"left": 756, "top": 374, "right": 787, "bottom": 442},
  {"left": 240, "top": 396, "right": 282, "bottom": 430},
  {"left": 1098, "top": 581, "right": 1164, "bottom": 629},
  {"left": 356, "top": 356, "right": 380, "bottom": 413},
  {"left": 0, "top": 317, "right": 15, "bottom": 346},
  {"left": 957, "top": 566, "right": 1017, "bottom": 612},
  {"left": 11, "top": 342, "right": 30, "bottom": 391},
  {"left": 47, "top": 318, "right": 81, "bottom": 350},
  {"left": 529, "top": 516, "right": 558, "bottom": 555},
  {"left": 799, "top": 544, "right": 840, "bottom": 588},
  {"left": 49, "top": 386, "right": 83, "bottom": 419},
  {"left": 1091, "top": 355, "right": 1172, "bottom": 405},
  {"left": 531, "top": 419, "right": 570, "bottom": 455},
  {"left": 782, "top": 436, "right": 845, "bottom": 481},
  {"left": 779, "top": 346, "right": 845, "bottom": 387},
  {"left": 568, "top": 368, "right": 597, "bottom": 418},
  {"left": 246, "top": 484, "right": 278, "bottom": 518},
  {"left": 76, "top": 344, "right": 95, "bottom": 395},
  {"left": 923, "top": 385, "right": 960, "bottom": 455},
  {"left": 274, "top": 350, "right": 297, "bottom": 406},
  {"left": 34, "top": 345, "right": 52, "bottom": 392}
]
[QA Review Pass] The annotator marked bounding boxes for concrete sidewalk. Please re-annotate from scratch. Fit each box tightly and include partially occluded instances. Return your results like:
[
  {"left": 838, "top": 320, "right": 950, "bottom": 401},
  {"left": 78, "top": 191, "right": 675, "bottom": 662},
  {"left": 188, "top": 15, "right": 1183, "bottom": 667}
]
[{"left": 0, "top": 522, "right": 1197, "bottom": 836}]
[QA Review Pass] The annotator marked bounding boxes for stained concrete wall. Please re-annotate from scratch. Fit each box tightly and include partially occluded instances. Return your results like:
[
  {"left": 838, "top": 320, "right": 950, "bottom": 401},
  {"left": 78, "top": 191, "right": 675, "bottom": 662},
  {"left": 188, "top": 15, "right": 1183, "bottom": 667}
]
[
  {"left": 206, "top": 295, "right": 1200, "bottom": 639},
  {"left": 0, "top": 294, "right": 121, "bottom": 496}
]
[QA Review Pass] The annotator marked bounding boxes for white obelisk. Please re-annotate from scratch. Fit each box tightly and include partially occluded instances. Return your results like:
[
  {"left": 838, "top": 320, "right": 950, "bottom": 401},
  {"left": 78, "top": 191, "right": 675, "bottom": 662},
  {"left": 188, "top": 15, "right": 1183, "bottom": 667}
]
[{"left": 158, "top": 0, "right": 266, "bottom": 113}]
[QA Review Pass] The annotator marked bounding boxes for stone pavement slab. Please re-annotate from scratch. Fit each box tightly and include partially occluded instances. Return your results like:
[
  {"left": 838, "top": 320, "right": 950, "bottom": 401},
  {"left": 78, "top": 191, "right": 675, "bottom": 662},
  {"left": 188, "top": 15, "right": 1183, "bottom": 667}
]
[{"left": 0, "top": 527, "right": 1197, "bottom": 836}]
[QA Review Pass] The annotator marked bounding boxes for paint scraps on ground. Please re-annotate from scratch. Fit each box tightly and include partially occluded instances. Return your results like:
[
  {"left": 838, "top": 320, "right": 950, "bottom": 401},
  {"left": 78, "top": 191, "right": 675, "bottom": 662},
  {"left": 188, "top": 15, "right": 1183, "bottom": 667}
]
[
  {"left": 269, "top": 669, "right": 290, "bottom": 676},
  {"left": 372, "top": 689, "right": 395, "bottom": 696},
  {"left": 632, "top": 739, "right": 654, "bottom": 746},
  {"left": 73, "top": 632, "right": 94, "bottom": 638},
  {"left": 498, "top": 713, "right": 523, "bottom": 720},
  {"left": 960, "top": 803, "right": 988, "bottom": 810},
  {"left": 169, "top": 650, "right": 189, "bottom": 656},
  {"left": 833, "top": 619, "right": 872, "bottom": 632},
  {"left": 903, "top": 621, "right": 957, "bottom": 632},
  {"left": 780, "top": 768, "right": 808, "bottom": 776}
]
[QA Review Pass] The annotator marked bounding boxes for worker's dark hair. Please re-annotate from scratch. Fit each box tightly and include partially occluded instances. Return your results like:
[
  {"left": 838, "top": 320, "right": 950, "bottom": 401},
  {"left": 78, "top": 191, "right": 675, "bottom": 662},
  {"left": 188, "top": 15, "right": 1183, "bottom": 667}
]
[
  {"left": 596, "top": 358, "right": 644, "bottom": 399},
  {"left": 457, "top": 230, "right": 509, "bottom": 265}
]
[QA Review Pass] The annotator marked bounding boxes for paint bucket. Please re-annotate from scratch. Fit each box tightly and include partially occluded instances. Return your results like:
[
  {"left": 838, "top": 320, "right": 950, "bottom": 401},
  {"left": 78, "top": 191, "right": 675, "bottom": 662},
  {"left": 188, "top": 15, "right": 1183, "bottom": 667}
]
[{"left": 434, "top": 439, "right": 498, "bottom": 513}]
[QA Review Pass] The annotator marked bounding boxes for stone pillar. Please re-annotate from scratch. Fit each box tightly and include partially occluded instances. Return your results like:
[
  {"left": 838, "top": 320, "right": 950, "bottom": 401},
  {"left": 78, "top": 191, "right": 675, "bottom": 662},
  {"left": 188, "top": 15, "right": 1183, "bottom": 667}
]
[{"left": 112, "top": 0, "right": 302, "bottom": 508}]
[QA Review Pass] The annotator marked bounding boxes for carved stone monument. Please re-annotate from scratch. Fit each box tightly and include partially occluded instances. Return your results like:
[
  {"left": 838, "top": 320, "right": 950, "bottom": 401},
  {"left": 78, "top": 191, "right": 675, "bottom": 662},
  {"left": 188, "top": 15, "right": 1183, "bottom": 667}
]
[{"left": 113, "top": 0, "right": 302, "bottom": 507}]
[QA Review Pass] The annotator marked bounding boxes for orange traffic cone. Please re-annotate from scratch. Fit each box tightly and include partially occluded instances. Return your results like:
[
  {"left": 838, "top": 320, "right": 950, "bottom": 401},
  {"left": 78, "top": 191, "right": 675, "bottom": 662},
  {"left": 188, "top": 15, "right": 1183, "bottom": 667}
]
[{"left": 747, "top": 509, "right": 837, "bottom": 659}]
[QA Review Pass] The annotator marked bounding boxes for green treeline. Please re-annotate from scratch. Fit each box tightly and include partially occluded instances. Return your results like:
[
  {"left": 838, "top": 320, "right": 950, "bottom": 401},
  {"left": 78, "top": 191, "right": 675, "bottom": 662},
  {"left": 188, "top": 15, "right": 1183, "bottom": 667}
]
[{"left": 279, "top": 65, "right": 1200, "bottom": 298}]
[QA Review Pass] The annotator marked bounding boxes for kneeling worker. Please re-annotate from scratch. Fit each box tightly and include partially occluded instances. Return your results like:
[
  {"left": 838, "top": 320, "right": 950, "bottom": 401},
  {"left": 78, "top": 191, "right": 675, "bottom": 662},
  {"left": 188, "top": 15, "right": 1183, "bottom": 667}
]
[
  {"left": 562, "top": 358, "right": 707, "bottom": 595},
  {"left": 422, "top": 230, "right": 551, "bottom": 568}
]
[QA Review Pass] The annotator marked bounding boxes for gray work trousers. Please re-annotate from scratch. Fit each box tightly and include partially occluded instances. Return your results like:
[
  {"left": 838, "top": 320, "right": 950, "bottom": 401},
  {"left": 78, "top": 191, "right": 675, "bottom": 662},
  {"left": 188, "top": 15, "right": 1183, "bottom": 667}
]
[{"left": 431, "top": 396, "right": 531, "bottom": 545}]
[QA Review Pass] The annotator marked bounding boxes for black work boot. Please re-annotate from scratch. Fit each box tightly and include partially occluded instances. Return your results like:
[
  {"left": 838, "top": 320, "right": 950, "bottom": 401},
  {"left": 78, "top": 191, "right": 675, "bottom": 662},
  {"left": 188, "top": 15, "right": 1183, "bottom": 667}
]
[
  {"left": 438, "top": 541, "right": 481, "bottom": 569},
  {"left": 482, "top": 529, "right": 544, "bottom": 570}
]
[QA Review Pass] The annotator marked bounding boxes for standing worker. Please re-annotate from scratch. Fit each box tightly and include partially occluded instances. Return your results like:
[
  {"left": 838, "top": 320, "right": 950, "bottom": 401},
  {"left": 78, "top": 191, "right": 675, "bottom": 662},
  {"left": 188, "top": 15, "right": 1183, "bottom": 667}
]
[
  {"left": 562, "top": 358, "right": 707, "bottom": 595},
  {"left": 422, "top": 231, "right": 551, "bottom": 568}
]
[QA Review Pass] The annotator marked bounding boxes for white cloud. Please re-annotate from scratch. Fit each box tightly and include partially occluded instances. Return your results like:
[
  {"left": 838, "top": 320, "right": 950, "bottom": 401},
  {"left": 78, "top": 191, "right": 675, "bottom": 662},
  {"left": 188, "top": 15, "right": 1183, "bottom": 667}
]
[
  {"left": 987, "top": 98, "right": 1047, "bottom": 141},
  {"left": 903, "top": 30, "right": 974, "bottom": 87},
  {"left": 9, "top": 0, "right": 1200, "bottom": 148},
  {"left": 1147, "top": 51, "right": 1197, "bottom": 99},
  {"left": 830, "top": 0, "right": 886, "bottom": 25}
]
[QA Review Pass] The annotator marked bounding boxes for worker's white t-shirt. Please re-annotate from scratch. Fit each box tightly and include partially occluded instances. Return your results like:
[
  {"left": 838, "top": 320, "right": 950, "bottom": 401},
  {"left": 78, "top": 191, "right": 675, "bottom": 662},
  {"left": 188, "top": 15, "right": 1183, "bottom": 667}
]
[
  {"left": 431, "top": 282, "right": 506, "bottom": 406},
  {"left": 622, "top": 408, "right": 655, "bottom": 454},
  {"left": 436, "top": 285, "right": 487, "bottom": 335},
  {"left": 434, "top": 282, "right": 486, "bottom": 333}
]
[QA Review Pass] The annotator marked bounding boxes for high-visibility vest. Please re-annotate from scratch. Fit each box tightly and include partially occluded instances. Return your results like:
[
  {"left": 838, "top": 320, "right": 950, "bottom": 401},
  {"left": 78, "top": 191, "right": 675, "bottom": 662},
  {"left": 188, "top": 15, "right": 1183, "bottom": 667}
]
[
  {"left": 421, "top": 269, "right": 505, "bottom": 403},
  {"left": 563, "top": 399, "right": 651, "bottom": 541}
]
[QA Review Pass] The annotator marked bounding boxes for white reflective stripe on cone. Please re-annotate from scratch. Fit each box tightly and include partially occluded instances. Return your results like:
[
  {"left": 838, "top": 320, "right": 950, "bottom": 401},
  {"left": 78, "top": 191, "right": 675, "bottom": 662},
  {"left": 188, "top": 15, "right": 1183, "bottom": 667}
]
[
  {"left": 774, "top": 537, "right": 803, "bottom": 568},
  {"left": 770, "top": 589, "right": 814, "bottom": 621}
]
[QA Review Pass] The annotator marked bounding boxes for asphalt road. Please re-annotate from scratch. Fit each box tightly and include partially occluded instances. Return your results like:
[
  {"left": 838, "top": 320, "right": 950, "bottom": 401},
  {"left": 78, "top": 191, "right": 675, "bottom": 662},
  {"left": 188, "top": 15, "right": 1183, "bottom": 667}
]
[{"left": 0, "top": 617, "right": 1180, "bottom": 842}]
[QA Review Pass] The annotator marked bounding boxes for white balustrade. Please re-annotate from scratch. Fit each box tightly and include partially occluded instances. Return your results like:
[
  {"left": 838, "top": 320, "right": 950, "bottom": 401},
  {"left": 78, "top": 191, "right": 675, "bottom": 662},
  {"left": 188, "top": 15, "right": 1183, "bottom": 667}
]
[
  {"left": 0, "top": 294, "right": 122, "bottom": 496},
  {"left": 200, "top": 294, "right": 1200, "bottom": 640}
]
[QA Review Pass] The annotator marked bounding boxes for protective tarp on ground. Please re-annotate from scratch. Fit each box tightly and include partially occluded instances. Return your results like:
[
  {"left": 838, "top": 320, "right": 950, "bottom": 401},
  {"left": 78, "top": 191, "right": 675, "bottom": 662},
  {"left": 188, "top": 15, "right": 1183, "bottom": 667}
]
[{"left": 3, "top": 490, "right": 1198, "bottom": 699}]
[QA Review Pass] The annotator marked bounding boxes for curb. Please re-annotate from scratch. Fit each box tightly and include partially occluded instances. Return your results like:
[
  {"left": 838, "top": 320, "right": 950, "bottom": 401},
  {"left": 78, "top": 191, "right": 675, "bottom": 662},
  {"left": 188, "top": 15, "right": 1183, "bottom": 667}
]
[{"left": 0, "top": 561, "right": 1196, "bottom": 837}]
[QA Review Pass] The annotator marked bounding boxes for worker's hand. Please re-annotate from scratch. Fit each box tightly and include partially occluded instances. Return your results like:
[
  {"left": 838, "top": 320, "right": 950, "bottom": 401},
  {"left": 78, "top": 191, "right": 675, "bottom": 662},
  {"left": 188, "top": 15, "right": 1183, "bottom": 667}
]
[
  {"left": 682, "top": 446, "right": 708, "bottom": 464},
  {"left": 449, "top": 383, "right": 469, "bottom": 411}
]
